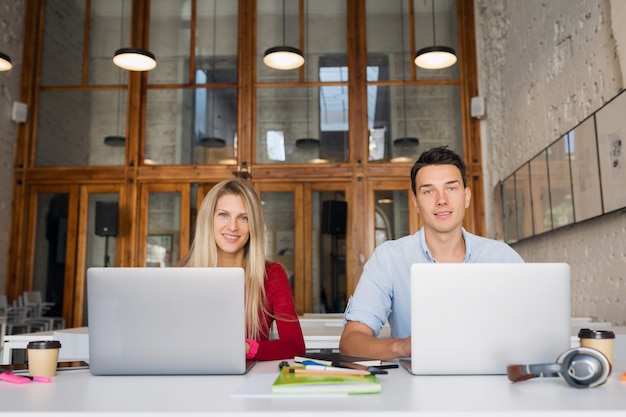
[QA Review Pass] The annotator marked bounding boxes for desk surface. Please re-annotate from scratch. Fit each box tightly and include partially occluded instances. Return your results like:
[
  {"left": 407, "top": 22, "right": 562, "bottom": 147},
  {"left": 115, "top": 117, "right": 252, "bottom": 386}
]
[{"left": 1, "top": 359, "right": 625, "bottom": 415}]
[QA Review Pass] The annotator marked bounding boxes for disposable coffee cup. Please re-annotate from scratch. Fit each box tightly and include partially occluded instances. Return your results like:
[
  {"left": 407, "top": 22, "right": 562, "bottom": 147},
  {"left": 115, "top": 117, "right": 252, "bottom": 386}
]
[
  {"left": 27, "top": 340, "right": 61, "bottom": 377},
  {"left": 578, "top": 328, "right": 615, "bottom": 367}
]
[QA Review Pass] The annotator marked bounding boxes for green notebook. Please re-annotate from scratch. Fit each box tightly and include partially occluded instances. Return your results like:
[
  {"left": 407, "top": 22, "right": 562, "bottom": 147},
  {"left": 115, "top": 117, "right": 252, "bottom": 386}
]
[{"left": 271, "top": 367, "right": 382, "bottom": 395}]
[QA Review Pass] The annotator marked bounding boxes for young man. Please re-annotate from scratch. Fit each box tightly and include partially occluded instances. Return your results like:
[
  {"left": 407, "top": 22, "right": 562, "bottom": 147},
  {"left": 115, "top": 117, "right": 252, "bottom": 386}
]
[{"left": 339, "top": 146, "right": 523, "bottom": 360}]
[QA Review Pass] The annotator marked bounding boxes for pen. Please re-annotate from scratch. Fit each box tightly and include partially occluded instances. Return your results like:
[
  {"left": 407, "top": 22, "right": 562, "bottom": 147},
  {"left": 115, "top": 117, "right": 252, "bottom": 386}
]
[
  {"left": 24, "top": 375, "right": 53, "bottom": 383},
  {"left": 289, "top": 366, "right": 372, "bottom": 376},
  {"left": 301, "top": 360, "right": 327, "bottom": 367},
  {"left": 301, "top": 360, "right": 388, "bottom": 375},
  {"left": 333, "top": 361, "right": 398, "bottom": 370}
]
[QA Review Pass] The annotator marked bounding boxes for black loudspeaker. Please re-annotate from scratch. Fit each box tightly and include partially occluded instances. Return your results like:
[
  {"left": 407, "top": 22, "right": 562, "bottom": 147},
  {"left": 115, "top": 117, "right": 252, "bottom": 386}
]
[
  {"left": 322, "top": 200, "right": 347, "bottom": 235},
  {"left": 506, "top": 347, "right": 611, "bottom": 388},
  {"left": 95, "top": 201, "right": 118, "bottom": 237}
]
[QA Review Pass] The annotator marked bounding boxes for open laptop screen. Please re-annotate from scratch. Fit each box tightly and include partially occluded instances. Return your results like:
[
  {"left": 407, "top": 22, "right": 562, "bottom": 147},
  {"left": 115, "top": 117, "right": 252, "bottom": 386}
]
[
  {"left": 404, "top": 263, "right": 571, "bottom": 375},
  {"left": 87, "top": 267, "right": 254, "bottom": 375}
]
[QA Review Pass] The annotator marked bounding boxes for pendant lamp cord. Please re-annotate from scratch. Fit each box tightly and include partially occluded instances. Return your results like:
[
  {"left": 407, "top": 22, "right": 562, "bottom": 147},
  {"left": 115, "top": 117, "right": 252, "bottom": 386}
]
[
  {"left": 282, "top": 0, "right": 287, "bottom": 45},
  {"left": 430, "top": 0, "right": 437, "bottom": 45},
  {"left": 305, "top": 0, "right": 310, "bottom": 137},
  {"left": 117, "top": 0, "right": 125, "bottom": 137},
  {"left": 211, "top": 0, "right": 217, "bottom": 134},
  {"left": 401, "top": 0, "right": 408, "bottom": 137}
]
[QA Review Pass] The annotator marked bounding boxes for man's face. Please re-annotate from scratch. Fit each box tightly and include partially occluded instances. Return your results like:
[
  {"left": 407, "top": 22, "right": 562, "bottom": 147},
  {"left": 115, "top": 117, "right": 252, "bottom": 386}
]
[{"left": 411, "top": 164, "right": 471, "bottom": 235}]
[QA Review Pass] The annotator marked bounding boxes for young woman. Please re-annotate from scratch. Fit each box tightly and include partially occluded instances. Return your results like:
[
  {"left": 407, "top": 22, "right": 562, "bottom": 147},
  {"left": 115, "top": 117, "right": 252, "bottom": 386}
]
[{"left": 178, "top": 178, "right": 305, "bottom": 361}]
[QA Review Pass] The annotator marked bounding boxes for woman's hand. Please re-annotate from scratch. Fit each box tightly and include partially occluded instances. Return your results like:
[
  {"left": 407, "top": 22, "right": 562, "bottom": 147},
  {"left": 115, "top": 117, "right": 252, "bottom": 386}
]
[{"left": 245, "top": 339, "right": 259, "bottom": 359}]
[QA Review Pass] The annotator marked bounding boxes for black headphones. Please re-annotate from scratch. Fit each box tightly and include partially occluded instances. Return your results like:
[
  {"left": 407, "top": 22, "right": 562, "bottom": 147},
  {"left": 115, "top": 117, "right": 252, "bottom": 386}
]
[{"left": 507, "top": 347, "right": 611, "bottom": 388}]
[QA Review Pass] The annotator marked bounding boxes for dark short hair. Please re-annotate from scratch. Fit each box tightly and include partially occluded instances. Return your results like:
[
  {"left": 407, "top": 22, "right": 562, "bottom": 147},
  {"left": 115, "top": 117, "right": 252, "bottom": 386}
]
[{"left": 410, "top": 146, "right": 467, "bottom": 195}]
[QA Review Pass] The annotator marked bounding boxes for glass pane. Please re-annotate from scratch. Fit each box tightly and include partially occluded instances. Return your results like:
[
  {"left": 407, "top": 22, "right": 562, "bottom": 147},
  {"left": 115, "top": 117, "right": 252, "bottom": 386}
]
[
  {"left": 35, "top": 90, "right": 126, "bottom": 166},
  {"left": 261, "top": 192, "right": 295, "bottom": 294},
  {"left": 547, "top": 136, "right": 574, "bottom": 228},
  {"left": 89, "top": 0, "right": 130, "bottom": 85},
  {"left": 33, "top": 194, "right": 69, "bottom": 318},
  {"left": 366, "top": 0, "right": 459, "bottom": 82},
  {"left": 147, "top": 0, "right": 191, "bottom": 84},
  {"left": 84, "top": 193, "right": 120, "bottom": 326},
  {"left": 257, "top": 0, "right": 300, "bottom": 83},
  {"left": 319, "top": 62, "right": 349, "bottom": 163},
  {"left": 502, "top": 174, "right": 518, "bottom": 243},
  {"left": 529, "top": 150, "right": 552, "bottom": 234},
  {"left": 313, "top": 192, "right": 346, "bottom": 313},
  {"left": 305, "top": 0, "right": 346, "bottom": 83},
  {"left": 568, "top": 119, "right": 602, "bottom": 222},
  {"left": 366, "top": 0, "right": 411, "bottom": 82},
  {"left": 41, "top": 0, "right": 86, "bottom": 86},
  {"left": 147, "top": 192, "right": 181, "bottom": 267},
  {"left": 595, "top": 90, "right": 626, "bottom": 213},
  {"left": 196, "top": 0, "right": 239, "bottom": 81},
  {"left": 368, "top": 85, "right": 463, "bottom": 163},
  {"left": 319, "top": 60, "right": 349, "bottom": 163},
  {"left": 374, "top": 190, "right": 409, "bottom": 246},
  {"left": 189, "top": 183, "right": 200, "bottom": 247},
  {"left": 493, "top": 181, "right": 504, "bottom": 240},
  {"left": 256, "top": 87, "right": 329, "bottom": 164},
  {"left": 192, "top": 83, "right": 238, "bottom": 164},
  {"left": 515, "top": 164, "right": 533, "bottom": 240},
  {"left": 257, "top": 0, "right": 345, "bottom": 83},
  {"left": 145, "top": 87, "right": 237, "bottom": 165}
]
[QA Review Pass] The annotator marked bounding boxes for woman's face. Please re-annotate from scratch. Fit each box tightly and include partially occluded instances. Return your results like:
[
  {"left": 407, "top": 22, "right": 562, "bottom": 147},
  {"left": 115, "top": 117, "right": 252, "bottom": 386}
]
[{"left": 213, "top": 193, "right": 250, "bottom": 261}]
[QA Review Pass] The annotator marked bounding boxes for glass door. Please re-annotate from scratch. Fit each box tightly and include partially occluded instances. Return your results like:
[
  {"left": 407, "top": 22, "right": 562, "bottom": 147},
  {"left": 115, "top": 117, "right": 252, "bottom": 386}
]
[{"left": 22, "top": 184, "right": 125, "bottom": 327}]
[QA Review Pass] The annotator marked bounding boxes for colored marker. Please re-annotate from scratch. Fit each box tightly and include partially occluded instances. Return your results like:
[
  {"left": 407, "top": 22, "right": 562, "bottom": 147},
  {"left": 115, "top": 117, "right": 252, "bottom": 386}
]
[{"left": 0, "top": 372, "right": 51, "bottom": 384}]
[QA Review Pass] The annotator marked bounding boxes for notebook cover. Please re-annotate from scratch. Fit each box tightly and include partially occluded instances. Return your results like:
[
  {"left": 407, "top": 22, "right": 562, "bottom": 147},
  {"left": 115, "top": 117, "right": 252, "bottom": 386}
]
[{"left": 271, "top": 367, "right": 381, "bottom": 395}]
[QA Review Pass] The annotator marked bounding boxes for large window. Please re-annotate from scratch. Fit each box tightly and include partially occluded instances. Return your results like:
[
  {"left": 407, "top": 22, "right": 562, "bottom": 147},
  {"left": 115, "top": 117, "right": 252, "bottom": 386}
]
[{"left": 10, "top": 0, "right": 481, "bottom": 324}]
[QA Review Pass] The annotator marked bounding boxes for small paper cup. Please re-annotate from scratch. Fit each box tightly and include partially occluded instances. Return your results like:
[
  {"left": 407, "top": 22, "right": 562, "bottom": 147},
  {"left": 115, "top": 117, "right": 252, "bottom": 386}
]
[
  {"left": 27, "top": 340, "right": 62, "bottom": 377},
  {"left": 578, "top": 328, "right": 615, "bottom": 367}
]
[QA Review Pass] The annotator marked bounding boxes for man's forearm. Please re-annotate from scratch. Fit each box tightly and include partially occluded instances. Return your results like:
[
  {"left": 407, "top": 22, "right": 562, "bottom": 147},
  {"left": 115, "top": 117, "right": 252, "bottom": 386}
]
[{"left": 339, "top": 331, "right": 410, "bottom": 361}]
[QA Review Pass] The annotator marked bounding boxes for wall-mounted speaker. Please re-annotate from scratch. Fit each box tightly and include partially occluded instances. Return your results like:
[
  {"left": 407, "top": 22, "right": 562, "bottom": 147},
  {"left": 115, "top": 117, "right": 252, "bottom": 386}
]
[
  {"left": 322, "top": 200, "right": 347, "bottom": 235},
  {"left": 471, "top": 96, "right": 486, "bottom": 119},
  {"left": 95, "top": 201, "right": 118, "bottom": 237}
]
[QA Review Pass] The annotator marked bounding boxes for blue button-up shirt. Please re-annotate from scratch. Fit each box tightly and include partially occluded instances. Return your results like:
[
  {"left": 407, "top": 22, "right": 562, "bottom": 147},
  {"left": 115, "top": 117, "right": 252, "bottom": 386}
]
[{"left": 344, "top": 228, "right": 524, "bottom": 338}]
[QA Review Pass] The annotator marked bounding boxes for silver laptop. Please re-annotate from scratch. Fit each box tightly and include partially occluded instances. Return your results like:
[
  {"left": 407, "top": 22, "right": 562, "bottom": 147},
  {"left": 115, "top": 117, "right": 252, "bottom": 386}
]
[
  {"left": 402, "top": 263, "right": 571, "bottom": 375},
  {"left": 87, "top": 267, "right": 255, "bottom": 375}
]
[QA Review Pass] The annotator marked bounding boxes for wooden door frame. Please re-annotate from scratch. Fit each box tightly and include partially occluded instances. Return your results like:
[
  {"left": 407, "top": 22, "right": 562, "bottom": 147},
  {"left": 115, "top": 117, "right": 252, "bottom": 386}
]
[
  {"left": 21, "top": 184, "right": 78, "bottom": 326},
  {"left": 72, "top": 184, "right": 126, "bottom": 327}
]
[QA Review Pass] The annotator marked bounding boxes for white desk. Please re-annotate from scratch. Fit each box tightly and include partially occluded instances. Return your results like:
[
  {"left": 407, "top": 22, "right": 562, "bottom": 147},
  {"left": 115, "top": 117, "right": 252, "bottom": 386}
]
[
  {"left": 2, "top": 327, "right": 89, "bottom": 365},
  {"left": 4, "top": 325, "right": 623, "bottom": 364},
  {"left": 0, "top": 359, "right": 625, "bottom": 415}
]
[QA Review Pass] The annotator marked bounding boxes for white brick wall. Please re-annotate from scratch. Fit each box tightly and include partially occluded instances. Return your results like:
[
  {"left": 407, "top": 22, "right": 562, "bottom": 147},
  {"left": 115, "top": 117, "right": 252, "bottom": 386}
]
[
  {"left": 0, "top": 0, "right": 25, "bottom": 292},
  {"left": 476, "top": 0, "right": 626, "bottom": 325}
]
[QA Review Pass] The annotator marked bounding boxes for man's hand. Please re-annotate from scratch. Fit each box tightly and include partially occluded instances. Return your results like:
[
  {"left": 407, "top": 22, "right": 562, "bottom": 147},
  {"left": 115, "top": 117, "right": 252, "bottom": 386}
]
[{"left": 339, "top": 321, "right": 411, "bottom": 360}]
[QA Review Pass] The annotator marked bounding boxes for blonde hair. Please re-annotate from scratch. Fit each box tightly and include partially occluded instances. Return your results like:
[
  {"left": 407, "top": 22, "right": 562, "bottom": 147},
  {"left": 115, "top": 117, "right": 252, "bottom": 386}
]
[{"left": 179, "top": 178, "right": 268, "bottom": 340}]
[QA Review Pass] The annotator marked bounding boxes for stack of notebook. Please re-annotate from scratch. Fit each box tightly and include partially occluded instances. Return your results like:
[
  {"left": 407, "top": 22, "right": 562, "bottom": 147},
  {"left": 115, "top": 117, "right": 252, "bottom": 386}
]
[{"left": 271, "top": 365, "right": 382, "bottom": 395}]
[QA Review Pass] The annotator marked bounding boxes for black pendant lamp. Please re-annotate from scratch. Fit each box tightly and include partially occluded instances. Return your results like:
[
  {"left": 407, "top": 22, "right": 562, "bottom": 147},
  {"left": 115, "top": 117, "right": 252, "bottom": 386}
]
[
  {"left": 104, "top": 85, "right": 126, "bottom": 147},
  {"left": 295, "top": 4, "right": 319, "bottom": 151},
  {"left": 199, "top": 0, "right": 227, "bottom": 149},
  {"left": 0, "top": 53, "right": 13, "bottom": 71},
  {"left": 112, "top": 0, "right": 156, "bottom": 71},
  {"left": 263, "top": 0, "right": 305, "bottom": 70},
  {"left": 104, "top": 135, "right": 126, "bottom": 147},
  {"left": 394, "top": 0, "right": 419, "bottom": 151},
  {"left": 113, "top": 48, "right": 157, "bottom": 71},
  {"left": 414, "top": 0, "right": 457, "bottom": 70}
]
